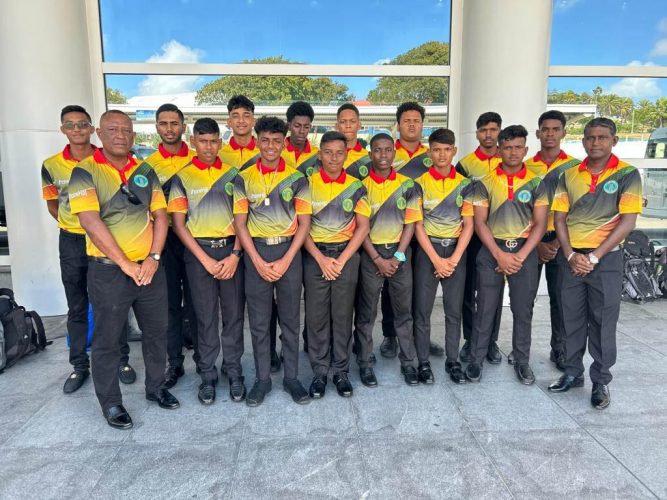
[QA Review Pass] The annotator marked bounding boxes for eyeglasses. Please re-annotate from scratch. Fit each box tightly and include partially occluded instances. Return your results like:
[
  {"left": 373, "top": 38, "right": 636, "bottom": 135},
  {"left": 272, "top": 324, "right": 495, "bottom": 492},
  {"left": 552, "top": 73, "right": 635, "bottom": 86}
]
[
  {"left": 120, "top": 183, "right": 142, "bottom": 205},
  {"left": 62, "top": 121, "right": 92, "bottom": 130}
]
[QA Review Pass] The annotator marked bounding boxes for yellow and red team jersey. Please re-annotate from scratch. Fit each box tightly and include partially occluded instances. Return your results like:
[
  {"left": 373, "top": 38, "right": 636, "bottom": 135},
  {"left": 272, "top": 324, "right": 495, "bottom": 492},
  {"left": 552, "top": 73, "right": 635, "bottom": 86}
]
[
  {"left": 41, "top": 144, "right": 97, "bottom": 234},
  {"left": 282, "top": 137, "right": 320, "bottom": 177},
  {"left": 473, "top": 164, "right": 549, "bottom": 240},
  {"left": 415, "top": 166, "right": 474, "bottom": 239},
  {"left": 219, "top": 136, "right": 261, "bottom": 172},
  {"left": 309, "top": 169, "right": 370, "bottom": 243},
  {"left": 69, "top": 149, "right": 166, "bottom": 261},
  {"left": 456, "top": 147, "right": 502, "bottom": 182},
  {"left": 362, "top": 168, "right": 422, "bottom": 245},
  {"left": 233, "top": 158, "right": 311, "bottom": 238},
  {"left": 167, "top": 157, "right": 238, "bottom": 238},
  {"left": 552, "top": 154, "right": 643, "bottom": 249},
  {"left": 393, "top": 140, "right": 430, "bottom": 180},
  {"left": 144, "top": 142, "right": 195, "bottom": 196},
  {"left": 526, "top": 150, "right": 580, "bottom": 232},
  {"left": 343, "top": 141, "right": 372, "bottom": 180}
]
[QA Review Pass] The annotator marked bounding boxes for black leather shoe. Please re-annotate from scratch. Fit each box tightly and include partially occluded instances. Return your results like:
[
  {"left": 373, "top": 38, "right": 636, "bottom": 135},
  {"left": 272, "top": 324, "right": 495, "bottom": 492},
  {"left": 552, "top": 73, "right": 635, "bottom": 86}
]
[
  {"left": 515, "top": 363, "right": 535, "bottom": 385},
  {"left": 550, "top": 350, "right": 566, "bottom": 371},
  {"left": 429, "top": 342, "right": 445, "bottom": 357},
  {"left": 548, "top": 374, "right": 584, "bottom": 393},
  {"left": 591, "top": 383, "right": 610, "bottom": 410},
  {"left": 401, "top": 365, "right": 419, "bottom": 386},
  {"left": 507, "top": 351, "right": 516, "bottom": 365},
  {"left": 380, "top": 337, "right": 398, "bottom": 358},
  {"left": 198, "top": 382, "right": 216, "bottom": 405},
  {"left": 309, "top": 375, "right": 327, "bottom": 399},
  {"left": 229, "top": 377, "right": 246, "bottom": 402},
  {"left": 270, "top": 350, "right": 281, "bottom": 373},
  {"left": 486, "top": 342, "right": 502, "bottom": 364},
  {"left": 333, "top": 372, "right": 353, "bottom": 397},
  {"left": 417, "top": 362, "right": 435, "bottom": 384},
  {"left": 63, "top": 369, "right": 89, "bottom": 394},
  {"left": 359, "top": 367, "right": 378, "bottom": 387},
  {"left": 104, "top": 404, "right": 133, "bottom": 430},
  {"left": 445, "top": 360, "right": 466, "bottom": 384},
  {"left": 118, "top": 363, "right": 137, "bottom": 385},
  {"left": 146, "top": 389, "right": 180, "bottom": 409},
  {"left": 459, "top": 340, "right": 472, "bottom": 363},
  {"left": 163, "top": 365, "right": 185, "bottom": 389},
  {"left": 465, "top": 362, "right": 482, "bottom": 382},
  {"left": 246, "top": 379, "right": 272, "bottom": 407},
  {"left": 283, "top": 379, "right": 310, "bottom": 405}
]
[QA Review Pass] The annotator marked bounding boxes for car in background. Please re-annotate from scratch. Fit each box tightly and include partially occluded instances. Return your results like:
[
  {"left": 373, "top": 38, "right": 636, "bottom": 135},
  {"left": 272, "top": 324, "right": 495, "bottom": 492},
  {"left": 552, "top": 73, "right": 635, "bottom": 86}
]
[{"left": 131, "top": 145, "right": 157, "bottom": 160}]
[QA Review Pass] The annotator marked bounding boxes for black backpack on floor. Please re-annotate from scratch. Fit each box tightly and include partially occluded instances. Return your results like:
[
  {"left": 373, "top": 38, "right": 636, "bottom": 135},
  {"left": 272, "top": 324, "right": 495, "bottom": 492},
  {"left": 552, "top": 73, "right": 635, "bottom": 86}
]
[
  {"left": 621, "top": 231, "right": 661, "bottom": 303},
  {"left": 0, "top": 288, "right": 47, "bottom": 372}
]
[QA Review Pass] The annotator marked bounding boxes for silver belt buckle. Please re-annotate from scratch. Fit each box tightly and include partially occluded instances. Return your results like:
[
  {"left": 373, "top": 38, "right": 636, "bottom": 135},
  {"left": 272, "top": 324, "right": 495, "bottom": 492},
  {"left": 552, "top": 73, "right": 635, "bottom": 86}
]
[
  {"left": 505, "top": 239, "right": 518, "bottom": 249},
  {"left": 440, "top": 238, "right": 452, "bottom": 247},
  {"left": 210, "top": 238, "right": 226, "bottom": 248},
  {"left": 266, "top": 237, "right": 281, "bottom": 245}
]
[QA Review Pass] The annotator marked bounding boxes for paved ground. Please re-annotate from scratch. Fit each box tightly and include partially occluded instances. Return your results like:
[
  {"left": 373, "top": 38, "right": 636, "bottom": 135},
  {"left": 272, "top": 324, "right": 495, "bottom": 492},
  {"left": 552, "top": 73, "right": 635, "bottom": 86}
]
[{"left": 0, "top": 297, "right": 665, "bottom": 499}]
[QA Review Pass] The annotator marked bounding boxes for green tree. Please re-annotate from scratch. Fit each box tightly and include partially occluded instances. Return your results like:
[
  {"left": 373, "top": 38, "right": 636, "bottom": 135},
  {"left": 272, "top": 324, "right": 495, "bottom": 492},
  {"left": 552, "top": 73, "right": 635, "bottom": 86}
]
[
  {"left": 367, "top": 41, "right": 449, "bottom": 105},
  {"left": 195, "top": 56, "right": 352, "bottom": 105},
  {"left": 106, "top": 87, "right": 127, "bottom": 104}
]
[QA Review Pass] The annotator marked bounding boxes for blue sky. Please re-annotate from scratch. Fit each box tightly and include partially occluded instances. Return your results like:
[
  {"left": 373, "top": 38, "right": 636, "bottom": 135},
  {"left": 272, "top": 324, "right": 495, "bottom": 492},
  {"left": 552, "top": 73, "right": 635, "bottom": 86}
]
[{"left": 102, "top": 0, "right": 666, "bottom": 101}]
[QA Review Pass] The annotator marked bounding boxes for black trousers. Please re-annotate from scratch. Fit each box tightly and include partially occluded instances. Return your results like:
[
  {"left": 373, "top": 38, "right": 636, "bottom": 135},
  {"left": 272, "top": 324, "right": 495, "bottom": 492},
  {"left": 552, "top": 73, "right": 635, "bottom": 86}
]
[
  {"left": 88, "top": 260, "right": 168, "bottom": 412},
  {"left": 471, "top": 245, "right": 539, "bottom": 366},
  {"left": 304, "top": 245, "right": 359, "bottom": 376},
  {"left": 559, "top": 250, "right": 622, "bottom": 385},
  {"left": 462, "top": 234, "right": 502, "bottom": 343},
  {"left": 539, "top": 256, "right": 564, "bottom": 355},
  {"left": 163, "top": 229, "right": 198, "bottom": 368},
  {"left": 245, "top": 241, "right": 302, "bottom": 382},
  {"left": 354, "top": 245, "right": 416, "bottom": 368},
  {"left": 413, "top": 244, "right": 467, "bottom": 363},
  {"left": 381, "top": 239, "right": 418, "bottom": 337},
  {"left": 184, "top": 242, "right": 245, "bottom": 382}
]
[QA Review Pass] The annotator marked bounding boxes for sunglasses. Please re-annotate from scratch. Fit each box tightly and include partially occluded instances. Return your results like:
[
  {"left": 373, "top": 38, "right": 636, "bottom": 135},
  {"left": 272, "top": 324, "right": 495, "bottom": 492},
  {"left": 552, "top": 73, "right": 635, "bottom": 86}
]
[
  {"left": 120, "top": 183, "right": 142, "bottom": 205},
  {"left": 62, "top": 121, "right": 92, "bottom": 130}
]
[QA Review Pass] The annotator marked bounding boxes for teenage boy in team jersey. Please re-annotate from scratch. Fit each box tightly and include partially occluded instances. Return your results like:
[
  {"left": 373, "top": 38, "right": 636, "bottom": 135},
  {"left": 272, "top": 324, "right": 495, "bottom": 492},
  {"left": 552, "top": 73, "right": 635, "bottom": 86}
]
[
  {"left": 233, "top": 116, "right": 312, "bottom": 407},
  {"left": 466, "top": 125, "right": 548, "bottom": 385},
  {"left": 168, "top": 118, "right": 246, "bottom": 406},
  {"left": 336, "top": 103, "right": 372, "bottom": 180},
  {"left": 220, "top": 95, "right": 261, "bottom": 171},
  {"left": 303, "top": 131, "right": 370, "bottom": 399},
  {"left": 413, "top": 129, "right": 474, "bottom": 384},
  {"left": 283, "top": 101, "right": 320, "bottom": 176}
]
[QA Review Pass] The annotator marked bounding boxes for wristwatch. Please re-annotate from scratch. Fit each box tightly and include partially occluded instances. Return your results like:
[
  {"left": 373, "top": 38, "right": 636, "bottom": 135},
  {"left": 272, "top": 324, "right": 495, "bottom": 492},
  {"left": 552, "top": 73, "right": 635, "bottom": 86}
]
[
  {"left": 231, "top": 249, "right": 243, "bottom": 258},
  {"left": 588, "top": 253, "right": 599, "bottom": 265},
  {"left": 393, "top": 251, "right": 406, "bottom": 263},
  {"left": 148, "top": 253, "right": 161, "bottom": 262}
]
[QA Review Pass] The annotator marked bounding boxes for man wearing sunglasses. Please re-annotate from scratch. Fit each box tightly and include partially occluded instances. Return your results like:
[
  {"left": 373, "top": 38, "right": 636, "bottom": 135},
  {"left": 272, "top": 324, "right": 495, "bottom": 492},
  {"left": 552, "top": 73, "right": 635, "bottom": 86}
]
[{"left": 69, "top": 110, "right": 178, "bottom": 430}]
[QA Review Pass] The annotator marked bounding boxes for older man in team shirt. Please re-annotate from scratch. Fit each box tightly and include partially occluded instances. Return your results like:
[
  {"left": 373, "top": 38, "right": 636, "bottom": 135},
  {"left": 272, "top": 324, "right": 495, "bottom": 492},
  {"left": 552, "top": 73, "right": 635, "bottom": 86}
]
[
  {"left": 142, "top": 103, "right": 198, "bottom": 389},
  {"left": 233, "top": 116, "right": 312, "bottom": 407},
  {"left": 283, "top": 101, "right": 320, "bottom": 176},
  {"left": 456, "top": 111, "right": 504, "bottom": 365},
  {"left": 168, "top": 118, "right": 246, "bottom": 406},
  {"left": 549, "top": 118, "right": 642, "bottom": 410},
  {"left": 303, "top": 131, "right": 370, "bottom": 399},
  {"left": 69, "top": 110, "right": 178, "bottom": 430},
  {"left": 413, "top": 128, "right": 474, "bottom": 385},
  {"left": 220, "top": 95, "right": 261, "bottom": 171},
  {"left": 336, "top": 103, "right": 372, "bottom": 180},
  {"left": 354, "top": 133, "right": 421, "bottom": 387},
  {"left": 466, "top": 125, "right": 548, "bottom": 385},
  {"left": 522, "top": 110, "right": 580, "bottom": 371}
]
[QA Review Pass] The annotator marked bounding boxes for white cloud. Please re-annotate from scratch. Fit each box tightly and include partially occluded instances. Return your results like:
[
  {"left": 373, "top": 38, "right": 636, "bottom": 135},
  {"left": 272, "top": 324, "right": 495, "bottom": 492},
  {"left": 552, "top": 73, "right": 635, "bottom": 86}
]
[
  {"left": 607, "top": 61, "right": 661, "bottom": 99},
  {"left": 554, "top": 0, "right": 582, "bottom": 12},
  {"left": 373, "top": 58, "right": 391, "bottom": 65},
  {"left": 138, "top": 40, "right": 204, "bottom": 96},
  {"left": 650, "top": 39, "right": 667, "bottom": 57},
  {"left": 658, "top": 17, "right": 667, "bottom": 32}
]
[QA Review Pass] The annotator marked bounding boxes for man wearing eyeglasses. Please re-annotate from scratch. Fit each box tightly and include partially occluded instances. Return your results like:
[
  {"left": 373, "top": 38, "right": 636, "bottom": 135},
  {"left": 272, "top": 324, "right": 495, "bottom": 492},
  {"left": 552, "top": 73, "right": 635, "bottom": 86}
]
[
  {"left": 69, "top": 110, "right": 178, "bottom": 430},
  {"left": 41, "top": 105, "right": 134, "bottom": 394}
]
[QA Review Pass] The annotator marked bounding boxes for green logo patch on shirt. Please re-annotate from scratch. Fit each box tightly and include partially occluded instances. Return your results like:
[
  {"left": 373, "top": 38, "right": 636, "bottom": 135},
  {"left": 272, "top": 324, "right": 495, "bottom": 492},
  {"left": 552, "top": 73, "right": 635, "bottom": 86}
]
[
  {"left": 396, "top": 197, "right": 407, "bottom": 209},
  {"left": 603, "top": 180, "right": 618, "bottom": 194},
  {"left": 342, "top": 198, "right": 354, "bottom": 212},
  {"left": 517, "top": 190, "right": 532, "bottom": 203},
  {"left": 134, "top": 175, "right": 148, "bottom": 188},
  {"left": 281, "top": 187, "right": 294, "bottom": 202}
]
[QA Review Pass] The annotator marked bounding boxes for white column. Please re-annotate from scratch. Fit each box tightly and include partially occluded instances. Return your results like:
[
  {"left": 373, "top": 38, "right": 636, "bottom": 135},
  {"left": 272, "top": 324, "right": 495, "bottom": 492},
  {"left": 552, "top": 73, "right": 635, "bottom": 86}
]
[
  {"left": 0, "top": 0, "right": 100, "bottom": 314},
  {"left": 457, "top": 0, "right": 553, "bottom": 155}
]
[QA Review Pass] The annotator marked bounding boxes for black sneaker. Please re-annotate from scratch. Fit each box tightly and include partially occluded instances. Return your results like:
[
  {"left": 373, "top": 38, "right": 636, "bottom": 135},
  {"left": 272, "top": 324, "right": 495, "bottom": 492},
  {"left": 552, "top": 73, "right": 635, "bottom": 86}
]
[
  {"left": 198, "top": 382, "right": 216, "bottom": 405},
  {"left": 246, "top": 379, "right": 272, "bottom": 407},
  {"left": 63, "top": 369, "right": 89, "bottom": 394},
  {"left": 229, "top": 377, "right": 246, "bottom": 402},
  {"left": 465, "top": 363, "right": 482, "bottom": 382},
  {"left": 283, "top": 379, "right": 310, "bottom": 404},
  {"left": 118, "top": 364, "right": 136, "bottom": 384}
]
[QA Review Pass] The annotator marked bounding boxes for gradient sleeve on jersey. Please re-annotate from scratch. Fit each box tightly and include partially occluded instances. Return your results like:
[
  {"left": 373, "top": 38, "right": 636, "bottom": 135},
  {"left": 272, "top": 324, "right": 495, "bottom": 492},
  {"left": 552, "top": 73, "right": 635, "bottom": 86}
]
[
  {"left": 404, "top": 185, "right": 423, "bottom": 224},
  {"left": 232, "top": 175, "right": 249, "bottom": 214},
  {"left": 472, "top": 180, "right": 489, "bottom": 207},
  {"left": 551, "top": 174, "right": 570, "bottom": 213},
  {"left": 167, "top": 175, "right": 188, "bottom": 214},
  {"left": 41, "top": 165, "right": 58, "bottom": 200},
  {"left": 533, "top": 178, "right": 549, "bottom": 207},
  {"left": 618, "top": 168, "right": 643, "bottom": 214},
  {"left": 148, "top": 171, "right": 167, "bottom": 212},
  {"left": 460, "top": 180, "right": 474, "bottom": 217},
  {"left": 69, "top": 167, "right": 100, "bottom": 214},
  {"left": 293, "top": 175, "right": 312, "bottom": 215},
  {"left": 354, "top": 186, "right": 372, "bottom": 218}
]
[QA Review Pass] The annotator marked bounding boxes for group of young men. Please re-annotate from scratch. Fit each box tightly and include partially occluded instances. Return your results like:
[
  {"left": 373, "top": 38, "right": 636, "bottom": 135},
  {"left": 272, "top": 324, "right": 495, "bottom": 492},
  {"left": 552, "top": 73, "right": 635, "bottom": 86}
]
[{"left": 41, "top": 96, "right": 642, "bottom": 429}]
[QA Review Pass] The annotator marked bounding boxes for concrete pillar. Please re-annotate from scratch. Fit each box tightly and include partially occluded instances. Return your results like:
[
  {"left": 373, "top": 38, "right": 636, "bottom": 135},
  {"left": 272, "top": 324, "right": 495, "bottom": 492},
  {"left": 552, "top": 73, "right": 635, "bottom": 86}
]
[
  {"left": 456, "top": 0, "right": 553, "bottom": 155},
  {"left": 0, "top": 0, "right": 96, "bottom": 314}
]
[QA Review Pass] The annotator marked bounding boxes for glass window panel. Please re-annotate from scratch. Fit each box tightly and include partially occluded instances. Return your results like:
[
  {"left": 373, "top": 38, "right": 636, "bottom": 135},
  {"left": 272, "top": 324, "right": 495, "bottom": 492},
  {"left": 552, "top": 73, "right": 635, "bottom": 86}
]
[{"left": 99, "top": 0, "right": 450, "bottom": 65}]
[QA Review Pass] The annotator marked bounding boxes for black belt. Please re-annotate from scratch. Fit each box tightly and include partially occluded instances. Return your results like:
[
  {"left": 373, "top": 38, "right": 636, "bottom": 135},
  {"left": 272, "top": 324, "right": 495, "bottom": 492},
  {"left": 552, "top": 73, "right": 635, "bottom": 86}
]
[
  {"left": 572, "top": 247, "right": 594, "bottom": 254},
  {"left": 541, "top": 231, "right": 557, "bottom": 243},
  {"left": 196, "top": 236, "right": 235, "bottom": 248},
  {"left": 429, "top": 236, "right": 458, "bottom": 247},
  {"left": 315, "top": 241, "right": 349, "bottom": 253},
  {"left": 60, "top": 229, "right": 85, "bottom": 240},
  {"left": 253, "top": 236, "right": 293, "bottom": 246},
  {"left": 373, "top": 242, "right": 399, "bottom": 250},
  {"left": 89, "top": 256, "right": 144, "bottom": 266},
  {"left": 494, "top": 238, "right": 527, "bottom": 252}
]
